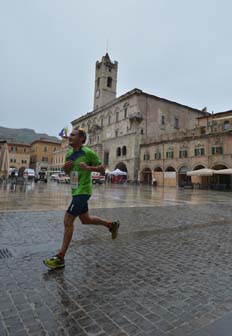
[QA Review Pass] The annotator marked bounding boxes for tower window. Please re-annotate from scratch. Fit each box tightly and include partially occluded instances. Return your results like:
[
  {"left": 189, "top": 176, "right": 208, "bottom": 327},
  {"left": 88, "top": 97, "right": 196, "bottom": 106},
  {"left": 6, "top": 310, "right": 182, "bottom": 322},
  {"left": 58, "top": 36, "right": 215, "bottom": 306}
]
[
  {"left": 122, "top": 146, "right": 127, "bottom": 156},
  {"left": 97, "top": 78, "right": 100, "bottom": 87},
  {"left": 107, "top": 77, "right": 112, "bottom": 88},
  {"left": 116, "top": 147, "right": 121, "bottom": 157},
  {"left": 161, "top": 115, "right": 165, "bottom": 125}
]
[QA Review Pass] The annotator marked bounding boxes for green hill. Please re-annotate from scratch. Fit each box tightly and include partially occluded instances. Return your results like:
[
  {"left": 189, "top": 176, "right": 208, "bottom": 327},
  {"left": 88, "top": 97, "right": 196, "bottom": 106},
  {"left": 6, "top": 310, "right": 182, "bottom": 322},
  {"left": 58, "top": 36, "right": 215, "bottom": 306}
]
[{"left": 0, "top": 126, "right": 60, "bottom": 144}]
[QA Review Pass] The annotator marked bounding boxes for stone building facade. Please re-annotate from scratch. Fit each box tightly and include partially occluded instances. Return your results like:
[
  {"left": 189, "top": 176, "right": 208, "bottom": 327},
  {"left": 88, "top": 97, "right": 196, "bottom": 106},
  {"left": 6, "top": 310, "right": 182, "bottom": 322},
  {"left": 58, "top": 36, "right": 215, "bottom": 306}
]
[
  {"left": 71, "top": 53, "right": 208, "bottom": 182},
  {"left": 140, "top": 111, "right": 232, "bottom": 187},
  {"left": 50, "top": 138, "right": 69, "bottom": 172},
  {"left": 3, "top": 141, "right": 31, "bottom": 171},
  {"left": 30, "top": 139, "right": 61, "bottom": 172}
]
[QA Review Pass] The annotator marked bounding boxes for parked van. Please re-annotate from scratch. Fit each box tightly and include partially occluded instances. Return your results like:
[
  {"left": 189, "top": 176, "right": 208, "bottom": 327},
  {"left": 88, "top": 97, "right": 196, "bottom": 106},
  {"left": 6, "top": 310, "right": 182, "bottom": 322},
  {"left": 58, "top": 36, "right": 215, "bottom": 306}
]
[{"left": 23, "top": 168, "right": 35, "bottom": 180}]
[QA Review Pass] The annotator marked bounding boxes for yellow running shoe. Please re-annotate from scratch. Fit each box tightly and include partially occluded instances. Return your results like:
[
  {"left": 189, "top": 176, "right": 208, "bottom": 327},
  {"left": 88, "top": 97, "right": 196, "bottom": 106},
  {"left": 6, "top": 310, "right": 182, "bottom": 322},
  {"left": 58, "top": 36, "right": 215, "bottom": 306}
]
[
  {"left": 110, "top": 220, "right": 120, "bottom": 240},
  {"left": 43, "top": 255, "right": 65, "bottom": 269}
]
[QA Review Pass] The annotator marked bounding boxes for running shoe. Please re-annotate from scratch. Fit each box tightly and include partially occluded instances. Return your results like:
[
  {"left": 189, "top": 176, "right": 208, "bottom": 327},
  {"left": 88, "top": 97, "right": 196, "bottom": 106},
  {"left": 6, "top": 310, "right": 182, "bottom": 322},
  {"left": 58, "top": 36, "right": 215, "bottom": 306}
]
[
  {"left": 43, "top": 255, "right": 65, "bottom": 269},
  {"left": 110, "top": 220, "right": 120, "bottom": 240}
]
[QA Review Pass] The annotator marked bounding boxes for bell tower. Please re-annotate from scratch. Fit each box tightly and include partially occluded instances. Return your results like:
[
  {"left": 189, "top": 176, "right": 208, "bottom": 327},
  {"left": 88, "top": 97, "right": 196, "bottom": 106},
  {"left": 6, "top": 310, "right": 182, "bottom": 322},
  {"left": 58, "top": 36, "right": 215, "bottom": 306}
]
[{"left": 93, "top": 53, "right": 118, "bottom": 110}]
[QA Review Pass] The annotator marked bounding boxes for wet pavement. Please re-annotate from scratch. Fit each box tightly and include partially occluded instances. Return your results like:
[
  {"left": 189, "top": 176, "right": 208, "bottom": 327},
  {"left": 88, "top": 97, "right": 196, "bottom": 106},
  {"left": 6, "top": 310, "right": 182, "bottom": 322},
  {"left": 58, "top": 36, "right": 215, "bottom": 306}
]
[{"left": 1, "top": 181, "right": 232, "bottom": 335}]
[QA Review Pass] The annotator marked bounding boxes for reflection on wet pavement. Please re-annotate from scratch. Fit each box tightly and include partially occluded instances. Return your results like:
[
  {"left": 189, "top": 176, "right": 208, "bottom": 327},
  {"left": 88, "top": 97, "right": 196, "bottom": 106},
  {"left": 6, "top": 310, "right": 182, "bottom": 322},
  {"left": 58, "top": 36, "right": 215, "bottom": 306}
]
[
  {"left": 1, "top": 182, "right": 232, "bottom": 335},
  {"left": 1, "top": 181, "right": 232, "bottom": 212}
]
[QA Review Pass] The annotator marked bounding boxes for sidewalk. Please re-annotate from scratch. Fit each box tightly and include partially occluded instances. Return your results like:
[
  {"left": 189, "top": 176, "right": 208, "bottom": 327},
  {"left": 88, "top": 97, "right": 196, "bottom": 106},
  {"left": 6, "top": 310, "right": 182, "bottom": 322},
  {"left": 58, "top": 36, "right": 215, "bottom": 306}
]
[{"left": 1, "top": 204, "right": 232, "bottom": 335}]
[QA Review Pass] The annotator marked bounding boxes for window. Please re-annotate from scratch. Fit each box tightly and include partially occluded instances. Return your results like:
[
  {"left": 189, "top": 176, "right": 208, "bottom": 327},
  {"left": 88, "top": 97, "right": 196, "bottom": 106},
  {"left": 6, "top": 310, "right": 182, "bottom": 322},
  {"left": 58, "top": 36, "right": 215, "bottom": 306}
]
[
  {"left": 101, "top": 117, "right": 104, "bottom": 127},
  {"left": 122, "top": 146, "right": 127, "bottom": 156},
  {"left": 116, "top": 111, "right": 119, "bottom": 122},
  {"left": 115, "top": 130, "right": 118, "bottom": 137},
  {"left": 97, "top": 78, "right": 100, "bottom": 87},
  {"left": 143, "top": 153, "right": 150, "bottom": 160},
  {"left": 174, "top": 117, "right": 179, "bottom": 129},
  {"left": 161, "top": 115, "right": 165, "bottom": 125},
  {"left": 124, "top": 105, "right": 128, "bottom": 119},
  {"left": 44, "top": 147, "right": 47, "bottom": 152},
  {"left": 166, "top": 151, "right": 174, "bottom": 159},
  {"left": 212, "top": 146, "right": 223, "bottom": 155},
  {"left": 104, "top": 152, "right": 109, "bottom": 165},
  {"left": 179, "top": 149, "right": 188, "bottom": 158},
  {"left": 107, "top": 77, "right": 112, "bottom": 88},
  {"left": 42, "top": 157, "right": 48, "bottom": 162},
  {"left": 108, "top": 115, "right": 111, "bottom": 125},
  {"left": 124, "top": 108, "right": 127, "bottom": 118},
  {"left": 223, "top": 120, "right": 230, "bottom": 130},
  {"left": 11, "top": 146, "right": 17, "bottom": 153},
  {"left": 116, "top": 147, "right": 121, "bottom": 157},
  {"left": 194, "top": 148, "right": 205, "bottom": 156},
  {"left": 155, "top": 152, "right": 161, "bottom": 160}
]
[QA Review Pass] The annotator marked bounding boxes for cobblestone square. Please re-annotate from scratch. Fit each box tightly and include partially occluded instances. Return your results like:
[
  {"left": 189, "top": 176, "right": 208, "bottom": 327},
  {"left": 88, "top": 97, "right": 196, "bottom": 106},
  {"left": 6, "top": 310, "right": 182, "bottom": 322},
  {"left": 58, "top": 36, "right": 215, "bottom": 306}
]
[{"left": 1, "top": 183, "right": 232, "bottom": 335}]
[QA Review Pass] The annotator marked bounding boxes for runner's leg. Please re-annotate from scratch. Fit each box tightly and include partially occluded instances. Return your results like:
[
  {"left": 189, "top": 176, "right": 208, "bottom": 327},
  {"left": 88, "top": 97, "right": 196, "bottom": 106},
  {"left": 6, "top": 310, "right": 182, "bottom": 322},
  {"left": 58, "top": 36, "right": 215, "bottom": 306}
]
[
  {"left": 79, "top": 211, "right": 111, "bottom": 228},
  {"left": 58, "top": 212, "right": 76, "bottom": 258}
]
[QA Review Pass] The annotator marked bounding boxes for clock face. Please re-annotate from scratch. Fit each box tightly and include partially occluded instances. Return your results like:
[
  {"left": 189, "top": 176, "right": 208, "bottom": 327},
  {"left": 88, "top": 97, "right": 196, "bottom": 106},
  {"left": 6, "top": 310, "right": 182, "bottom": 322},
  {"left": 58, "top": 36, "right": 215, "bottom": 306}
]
[{"left": 96, "top": 90, "right": 100, "bottom": 98}]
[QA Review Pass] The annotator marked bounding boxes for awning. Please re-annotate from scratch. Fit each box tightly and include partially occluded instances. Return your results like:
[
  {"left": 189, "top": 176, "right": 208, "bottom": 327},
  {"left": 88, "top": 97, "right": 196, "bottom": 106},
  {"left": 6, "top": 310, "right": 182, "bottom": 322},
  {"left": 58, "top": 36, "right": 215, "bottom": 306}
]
[
  {"left": 0, "top": 142, "right": 9, "bottom": 178},
  {"left": 109, "top": 168, "right": 127, "bottom": 176},
  {"left": 187, "top": 168, "right": 215, "bottom": 176},
  {"left": 214, "top": 168, "right": 232, "bottom": 175}
]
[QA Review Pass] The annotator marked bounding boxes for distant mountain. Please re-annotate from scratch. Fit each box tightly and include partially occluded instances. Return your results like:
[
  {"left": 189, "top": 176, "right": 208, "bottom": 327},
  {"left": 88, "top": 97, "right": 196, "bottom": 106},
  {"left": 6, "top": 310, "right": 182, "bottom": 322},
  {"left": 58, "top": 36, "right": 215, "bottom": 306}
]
[{"left": 0, "top": 126, "right": 60, "bottom": 144}]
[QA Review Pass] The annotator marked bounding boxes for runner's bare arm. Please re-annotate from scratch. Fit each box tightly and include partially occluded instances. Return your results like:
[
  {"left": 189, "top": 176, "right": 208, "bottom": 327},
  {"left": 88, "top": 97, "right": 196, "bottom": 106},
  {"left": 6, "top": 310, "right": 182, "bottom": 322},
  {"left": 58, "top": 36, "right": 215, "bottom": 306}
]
[
  {"left": 79, "top": 162, "right": 105, "bottom": 174},
  {"left": 63, "top": 161, "right": 74, "bottom": 175}
]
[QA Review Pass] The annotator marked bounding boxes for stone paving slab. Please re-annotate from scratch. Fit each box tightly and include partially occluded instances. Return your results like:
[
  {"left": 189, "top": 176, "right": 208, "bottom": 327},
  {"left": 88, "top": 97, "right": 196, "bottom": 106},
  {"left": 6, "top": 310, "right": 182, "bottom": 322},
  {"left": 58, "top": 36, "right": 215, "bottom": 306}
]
[{"left": 1, "top": 205, "right": 232, "bottom": 335}]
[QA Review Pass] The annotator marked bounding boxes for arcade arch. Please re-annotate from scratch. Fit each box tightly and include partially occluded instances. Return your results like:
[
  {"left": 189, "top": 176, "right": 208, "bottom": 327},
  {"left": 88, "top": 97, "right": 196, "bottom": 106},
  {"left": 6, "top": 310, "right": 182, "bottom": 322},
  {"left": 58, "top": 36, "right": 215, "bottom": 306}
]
[
  {"left": 211, "top": 163, "right": 231, "bottom": 187},
  {"left": 141, "top": 167, "right": 152, "bottom": 184},
  {"left": 153, "top": 167, "right": 163, "bottom": 186},
  {"left": 178, "top": 166, "right": 191, "bottom": 186},
  {"left": 115, "top": 162, "right": 128, "bottom": 172}
]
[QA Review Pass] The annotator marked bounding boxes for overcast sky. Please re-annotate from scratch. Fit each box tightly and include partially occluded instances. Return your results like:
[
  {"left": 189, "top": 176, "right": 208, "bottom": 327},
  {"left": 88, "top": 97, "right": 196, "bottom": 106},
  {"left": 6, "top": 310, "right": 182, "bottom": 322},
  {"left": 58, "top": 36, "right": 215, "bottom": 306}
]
[{"left": 1, "top": 0, "right": 232, "bottom": 137}]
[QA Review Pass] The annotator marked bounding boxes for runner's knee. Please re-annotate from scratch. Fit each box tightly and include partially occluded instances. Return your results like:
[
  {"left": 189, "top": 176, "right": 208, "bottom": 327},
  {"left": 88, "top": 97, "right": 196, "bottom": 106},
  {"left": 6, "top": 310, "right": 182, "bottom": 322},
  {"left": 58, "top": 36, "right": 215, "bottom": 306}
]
[{"left": 79, "top": 213, "right": 90, "bottom": 224}]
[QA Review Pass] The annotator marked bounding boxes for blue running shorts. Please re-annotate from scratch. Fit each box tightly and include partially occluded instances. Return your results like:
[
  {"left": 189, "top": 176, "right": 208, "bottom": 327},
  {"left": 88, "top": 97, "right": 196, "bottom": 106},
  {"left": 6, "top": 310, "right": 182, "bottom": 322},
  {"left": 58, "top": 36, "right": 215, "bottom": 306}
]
[{"left": 67, "top": 195, "right": 90, "bottom": 217}]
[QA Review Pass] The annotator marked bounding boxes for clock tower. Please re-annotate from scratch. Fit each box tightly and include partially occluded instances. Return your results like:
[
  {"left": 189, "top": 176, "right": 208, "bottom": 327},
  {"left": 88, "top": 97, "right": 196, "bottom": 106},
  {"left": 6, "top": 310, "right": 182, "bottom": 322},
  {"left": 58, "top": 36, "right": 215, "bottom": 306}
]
[{"left": 93, "top": 53, "right": 118, "bottom": 110}]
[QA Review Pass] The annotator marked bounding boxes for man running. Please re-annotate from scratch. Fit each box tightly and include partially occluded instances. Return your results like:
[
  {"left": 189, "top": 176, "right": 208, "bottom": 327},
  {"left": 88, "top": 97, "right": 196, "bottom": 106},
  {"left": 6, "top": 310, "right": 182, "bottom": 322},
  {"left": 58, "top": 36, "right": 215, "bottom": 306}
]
[{"left": 43, "top": 128, "right": 120, "bottom": 269}]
